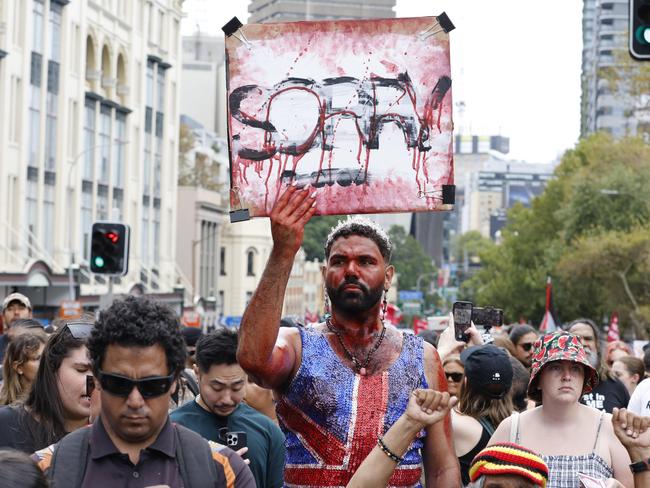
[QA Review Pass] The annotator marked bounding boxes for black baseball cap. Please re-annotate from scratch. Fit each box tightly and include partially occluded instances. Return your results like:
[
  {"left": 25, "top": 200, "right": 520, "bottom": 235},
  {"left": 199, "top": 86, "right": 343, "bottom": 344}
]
[
  {"left": 460, "top": 345, "right": 513, "bottom": 399},
  {"left": 181, "top": 326, "right": 203, "bottom": 347}
]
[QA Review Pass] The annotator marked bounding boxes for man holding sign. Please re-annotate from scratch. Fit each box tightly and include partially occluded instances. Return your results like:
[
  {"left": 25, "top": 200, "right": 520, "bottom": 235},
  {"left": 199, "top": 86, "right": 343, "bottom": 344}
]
[{"left": 237, "top": 185, "right": 460, "bottom": 487}]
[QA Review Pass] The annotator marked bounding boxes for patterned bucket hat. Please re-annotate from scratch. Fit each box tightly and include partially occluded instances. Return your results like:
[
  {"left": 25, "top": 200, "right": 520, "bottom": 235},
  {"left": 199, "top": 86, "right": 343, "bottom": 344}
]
[{"left": 527, "top": 331, "right": 599, "bottom": 402}]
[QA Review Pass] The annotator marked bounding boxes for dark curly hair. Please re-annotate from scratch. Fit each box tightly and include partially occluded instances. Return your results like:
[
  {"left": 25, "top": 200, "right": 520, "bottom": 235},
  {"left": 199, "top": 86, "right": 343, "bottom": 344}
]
[
  {"left": 89, "top": 296, "right": 186, "bottom": 377},
  {"left": 324, "top": 217, "right": 392, "bottom": 263}
]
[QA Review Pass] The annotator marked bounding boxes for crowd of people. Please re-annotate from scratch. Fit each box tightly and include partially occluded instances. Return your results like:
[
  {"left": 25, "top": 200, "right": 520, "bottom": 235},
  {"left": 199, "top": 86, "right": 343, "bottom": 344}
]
[{"left": 0, "top": 185, "right": 649, "bottom": 487}]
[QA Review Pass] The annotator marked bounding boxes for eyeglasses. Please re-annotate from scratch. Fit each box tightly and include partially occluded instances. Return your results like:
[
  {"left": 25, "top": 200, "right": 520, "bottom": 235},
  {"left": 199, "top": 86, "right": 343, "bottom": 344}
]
[
  {"left": 520, "top": 342, "right": 534, "bottom": 352},
  {"left": 445, "top": 372, "right": 464, "bottom": 383},
  {"left": 98, "top": 370, "right": 176, "bottom": 399},
  {"left": 64, "top": 321, "right": 94, "bottom": 339}
]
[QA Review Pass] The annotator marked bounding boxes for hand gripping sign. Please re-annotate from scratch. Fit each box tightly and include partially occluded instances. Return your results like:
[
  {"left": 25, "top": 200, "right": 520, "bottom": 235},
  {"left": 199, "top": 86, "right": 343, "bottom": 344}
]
[{"left": 223, "top": 14, "right": 455, "bottom": 221}]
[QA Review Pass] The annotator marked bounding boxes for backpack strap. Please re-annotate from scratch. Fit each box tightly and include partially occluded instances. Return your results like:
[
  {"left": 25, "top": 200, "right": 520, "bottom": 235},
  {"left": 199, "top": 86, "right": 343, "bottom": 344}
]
[
  {"left": 477, "top": 416, "right": 496, "bottom": 437},
  {"left": 174, "top": 423, "right": 221, "bottom": 488},
  {"left": 48, "top": 426, "right": 92, "bottom": 488}
]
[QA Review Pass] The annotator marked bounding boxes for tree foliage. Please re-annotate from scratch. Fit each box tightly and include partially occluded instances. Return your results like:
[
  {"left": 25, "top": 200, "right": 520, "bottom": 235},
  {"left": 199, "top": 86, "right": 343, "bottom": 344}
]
[
  {"left": 388, "top": 226, "right": 436, "bottom": 292},
  {"left": 465, "top": 134, "right": 650, "bottom": 337},
  {"left": 303, "top": 215, "right": 343, "bottom": 261}
]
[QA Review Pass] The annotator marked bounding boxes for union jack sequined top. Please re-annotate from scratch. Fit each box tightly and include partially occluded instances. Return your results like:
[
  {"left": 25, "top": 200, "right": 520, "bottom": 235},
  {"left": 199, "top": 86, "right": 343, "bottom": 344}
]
[{"left": 277, "top": 326, "right": 428, "bottom": 488}]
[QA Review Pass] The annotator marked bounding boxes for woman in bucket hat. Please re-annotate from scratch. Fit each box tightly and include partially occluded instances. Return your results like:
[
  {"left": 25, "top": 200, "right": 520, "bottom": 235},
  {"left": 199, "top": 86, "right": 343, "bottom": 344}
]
[{"left": 488, "top": 331, "right": 634, "bottom": 488}]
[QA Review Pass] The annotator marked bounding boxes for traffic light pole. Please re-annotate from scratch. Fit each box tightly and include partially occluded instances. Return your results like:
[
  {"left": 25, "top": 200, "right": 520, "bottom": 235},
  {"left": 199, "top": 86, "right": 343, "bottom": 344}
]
[{"left": 108, "top": 276, "right": 114, "bottom": 308}]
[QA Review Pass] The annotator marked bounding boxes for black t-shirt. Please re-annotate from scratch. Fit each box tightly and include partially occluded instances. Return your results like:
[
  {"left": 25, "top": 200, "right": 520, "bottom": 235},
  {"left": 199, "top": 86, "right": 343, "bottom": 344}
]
[
  {"left": 580, "top": 377, "right": 630, "bottom": 413},
  {"left": 0, "top": 405, "right": 51, "bottom": 453}
]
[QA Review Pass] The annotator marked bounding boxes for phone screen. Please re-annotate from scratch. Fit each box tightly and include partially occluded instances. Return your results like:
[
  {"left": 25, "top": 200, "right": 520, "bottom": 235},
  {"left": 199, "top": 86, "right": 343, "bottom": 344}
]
[{"left": 453, "top": 302, "right": 472, "bottom": 341}]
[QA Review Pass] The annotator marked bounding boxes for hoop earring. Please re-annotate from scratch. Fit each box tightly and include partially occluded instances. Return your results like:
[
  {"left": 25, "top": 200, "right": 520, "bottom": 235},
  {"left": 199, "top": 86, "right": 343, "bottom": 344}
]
[{"left": 324, "top": 286, "right": 331, "bottom": 318}]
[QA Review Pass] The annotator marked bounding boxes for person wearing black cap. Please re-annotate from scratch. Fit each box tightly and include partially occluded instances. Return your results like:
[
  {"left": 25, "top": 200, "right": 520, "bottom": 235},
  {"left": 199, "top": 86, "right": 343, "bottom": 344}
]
[{"left": 451, "top": 344, "right": 514, "bottom": 486}]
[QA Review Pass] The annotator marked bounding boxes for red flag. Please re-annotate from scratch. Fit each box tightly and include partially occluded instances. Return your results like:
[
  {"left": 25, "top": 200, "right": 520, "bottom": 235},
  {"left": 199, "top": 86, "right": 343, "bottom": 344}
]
[
  {"left": 539, "top": 276, "right": 558, "bottom": 332},
  {"left": 607, "top": 312, "right": 620, "bottom": 342},
  {"left": 413, "top": 316, "right": 428, "bottom": 335},
  {"left": 384, "top": 303, "right": 402, "bottom": 326}
]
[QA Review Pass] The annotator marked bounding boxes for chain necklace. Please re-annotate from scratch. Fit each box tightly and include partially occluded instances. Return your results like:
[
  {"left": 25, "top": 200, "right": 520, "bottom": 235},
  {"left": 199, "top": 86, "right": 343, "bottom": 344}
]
[{"left": 325, "top": 318, "right": 386, "bottom": 376}]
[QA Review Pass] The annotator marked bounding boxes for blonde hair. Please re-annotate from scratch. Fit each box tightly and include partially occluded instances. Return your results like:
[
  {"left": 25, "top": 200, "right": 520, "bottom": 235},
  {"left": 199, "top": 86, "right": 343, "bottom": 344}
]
[{"left": 0, "top": 332, "right": 47, "bottom": 405}]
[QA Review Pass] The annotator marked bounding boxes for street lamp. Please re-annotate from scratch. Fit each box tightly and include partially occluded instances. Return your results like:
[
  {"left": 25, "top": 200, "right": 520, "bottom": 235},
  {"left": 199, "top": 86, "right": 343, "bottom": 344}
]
[{"left": 67, "top": 140, "right": 130, "bottom": 300}]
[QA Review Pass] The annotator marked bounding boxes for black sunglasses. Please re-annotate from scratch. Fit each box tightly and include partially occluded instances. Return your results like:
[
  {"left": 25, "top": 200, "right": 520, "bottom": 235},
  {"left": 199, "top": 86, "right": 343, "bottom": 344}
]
[
  {"left": 445, "top": 372, "right": 464, "bottom": 383},
  {"left": 64, "top": 321, "right": 93, "bottom": 339},
  {"left": 520, "top": 342, "right": 534, "bottom": 352},
  {"left": 98, "top": 370, "right": 175, "bottom": 399}
]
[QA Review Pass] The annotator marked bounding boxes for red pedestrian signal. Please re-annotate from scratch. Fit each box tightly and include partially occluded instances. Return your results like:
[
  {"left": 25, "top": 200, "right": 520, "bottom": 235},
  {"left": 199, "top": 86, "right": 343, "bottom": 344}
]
[{"left": 89, "top": 222, "right": 130, "bottom": 275}]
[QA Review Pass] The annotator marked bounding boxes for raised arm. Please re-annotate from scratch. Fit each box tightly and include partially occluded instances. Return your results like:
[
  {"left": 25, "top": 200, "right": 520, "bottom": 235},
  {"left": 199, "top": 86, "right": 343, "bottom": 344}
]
[
  {"left": 421, "top": 343, "right": 462, "bottom": 486},
  {"left": 237, "top": 185, "right": 317, "bottom": 390},
  {"left": 612, "top": 408, "right": 650, "bottom": 488}
]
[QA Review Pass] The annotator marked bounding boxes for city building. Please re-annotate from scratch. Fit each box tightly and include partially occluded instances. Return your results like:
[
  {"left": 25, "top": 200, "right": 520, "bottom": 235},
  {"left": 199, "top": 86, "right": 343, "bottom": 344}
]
[
  {"left": 175, "top": 114, "right": 229, "bottom": 327},
  {"left": 411, "top": 135, "right": 511, "bottom": 267},
  {"left": 461, "top": 161, "right": 555, "bottom": 238},
  {"left": 581, "top": 0, "right": 637, "bottom": 137},
  {"left": 180, "top": 33, "right": 227, "bottom": 138},
  {"left": 0, "top": 0, "right": 184, "bottom": 321},
  {"left": 248, "top": 0, "right": 396, "bottom": 23}
]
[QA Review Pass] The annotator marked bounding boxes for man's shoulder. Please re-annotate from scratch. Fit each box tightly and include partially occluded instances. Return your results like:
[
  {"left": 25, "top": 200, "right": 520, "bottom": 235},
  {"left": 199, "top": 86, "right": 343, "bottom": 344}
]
[
  {"left": 237, "top": 403, "right": 284, "bottom": 435},
  {"left": 170, "top": 398, "right": 204, "bottom": 420}
]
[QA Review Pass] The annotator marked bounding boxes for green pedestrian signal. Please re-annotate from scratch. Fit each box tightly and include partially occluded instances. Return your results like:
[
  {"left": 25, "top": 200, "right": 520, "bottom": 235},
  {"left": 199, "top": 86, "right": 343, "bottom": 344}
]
[
  {"left": 630, "top": 0, "right": 650, "bottom": 59},
  {"left": 89, "top": 222, "right": 130, "bottom": 275}
]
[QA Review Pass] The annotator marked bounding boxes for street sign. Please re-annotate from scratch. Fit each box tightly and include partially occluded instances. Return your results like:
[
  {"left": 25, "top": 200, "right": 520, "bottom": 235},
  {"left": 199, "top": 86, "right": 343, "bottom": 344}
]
[
  {"left": 223, "top": 316, "right": 242, "bottom": 327},
  {"left": 59, "top": 300, "right": 82, "bottom": 319},
  {"left": 399, "top": 290, "right": 424, "bottom": 302}
]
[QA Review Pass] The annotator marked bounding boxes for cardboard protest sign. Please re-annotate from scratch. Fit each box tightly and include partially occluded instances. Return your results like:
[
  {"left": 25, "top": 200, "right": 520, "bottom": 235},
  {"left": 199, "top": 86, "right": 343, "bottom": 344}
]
[{"left": 224, "top": 15, "right": 455, "bottom": 219}]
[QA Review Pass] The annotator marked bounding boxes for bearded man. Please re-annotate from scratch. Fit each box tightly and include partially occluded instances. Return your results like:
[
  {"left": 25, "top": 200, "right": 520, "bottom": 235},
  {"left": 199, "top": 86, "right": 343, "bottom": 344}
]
[{"left": 237, "top": 186, "right": 460, "bottom": 487}]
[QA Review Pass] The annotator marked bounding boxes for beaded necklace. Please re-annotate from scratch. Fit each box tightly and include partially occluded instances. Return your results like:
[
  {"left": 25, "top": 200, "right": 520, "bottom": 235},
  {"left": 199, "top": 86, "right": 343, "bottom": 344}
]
[{"left": 325, "top": 318, "right": 386, "bottom": 376}]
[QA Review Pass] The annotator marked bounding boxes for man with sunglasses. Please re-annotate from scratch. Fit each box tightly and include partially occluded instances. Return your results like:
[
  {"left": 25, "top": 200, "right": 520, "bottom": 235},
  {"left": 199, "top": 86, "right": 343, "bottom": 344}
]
[
  {"left": 43, "top": 296, "right": 255, "bottom": 487},
  {"left": 508, "top": 324, "right": 538, "bottom": 369}
]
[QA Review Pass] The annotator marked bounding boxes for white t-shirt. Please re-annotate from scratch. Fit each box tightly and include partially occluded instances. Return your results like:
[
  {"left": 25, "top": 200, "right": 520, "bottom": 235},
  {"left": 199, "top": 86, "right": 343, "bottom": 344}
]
[{"left": 628, "top": 377, "right": 650, "bottom": 416}]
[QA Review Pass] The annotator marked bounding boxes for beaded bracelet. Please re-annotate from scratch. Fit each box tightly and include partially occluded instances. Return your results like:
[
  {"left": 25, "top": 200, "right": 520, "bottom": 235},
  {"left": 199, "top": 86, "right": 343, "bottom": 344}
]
[{"left": 377, "top": 436, "right": 404, "bottom": 464}]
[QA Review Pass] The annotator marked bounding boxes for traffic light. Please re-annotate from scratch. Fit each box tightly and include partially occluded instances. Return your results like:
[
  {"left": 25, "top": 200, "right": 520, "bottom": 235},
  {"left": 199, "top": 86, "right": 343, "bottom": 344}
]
[
  {"left": 630, "top": 0, "right": 650, "bottom": 60},
  {"left": 90, "top": 222, "right": 130, "bottom": 275}
]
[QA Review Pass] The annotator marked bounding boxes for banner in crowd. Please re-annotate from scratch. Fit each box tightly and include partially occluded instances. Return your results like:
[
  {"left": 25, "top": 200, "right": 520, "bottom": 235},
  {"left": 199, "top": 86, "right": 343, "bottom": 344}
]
[{"left": 224, "top": 15, "right": 455, "bottom": 218}]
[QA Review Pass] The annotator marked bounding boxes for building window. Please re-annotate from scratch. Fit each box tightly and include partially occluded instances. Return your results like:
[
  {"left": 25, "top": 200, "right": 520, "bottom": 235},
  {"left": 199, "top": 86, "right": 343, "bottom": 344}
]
[
  {"left": 220, "top": 246, "right": 226, "bottom": 275},
  {"left": 32, "top": 0, "right": 44, "bottom": 54},
  {"left": 141, "top": 199, "right": 150, "bottom": 263},
  {"left": 45, "top": 62, "right": 59, "bottom": 171},
  {"left": 29, "top": 53, "right": 42, "bottom": 167},
  {"left": 43, "top": 181, "right": 55, "bottom": 254},
  {"left": 26, "top": 177, "right": 38, "bottom": 256},
  {"left": 9, "top": 76, "right": 22, "bottom": 143},
  {"left": 98, "top": 104, "right": 111, "bottom": 184},
  {"left": 247, "top": 249, "right": 256, "bottom": 276},
  {"left": 49, "top": 2, "right": 62, "bottom": 62},
  {"left": 83, "top": 98, "right": 96, "bottom": 180},
  {"left": 153, "top": 201, "right": 161, "bottom": 265},
  {"left": 81, "top": 184, "right": 92, "bottom": 259},
  {"left": 114, "top": 111, "right": 126, "bottom": 188}
]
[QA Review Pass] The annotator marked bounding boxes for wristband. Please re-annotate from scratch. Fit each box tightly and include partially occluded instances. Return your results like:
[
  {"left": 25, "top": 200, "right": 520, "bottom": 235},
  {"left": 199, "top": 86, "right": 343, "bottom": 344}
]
[
  {"left": 377, "top": 436, "right": 404, "bottom": 464},
  {"left": 629, "top": 457, "right": 650, "bottom": 473}
]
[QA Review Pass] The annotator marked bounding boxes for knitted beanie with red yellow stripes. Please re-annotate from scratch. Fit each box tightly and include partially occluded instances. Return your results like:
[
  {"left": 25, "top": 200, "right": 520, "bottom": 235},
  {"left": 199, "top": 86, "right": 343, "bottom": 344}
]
[{"left": 469, "top": 443, "right": 549, "bottom": 487}]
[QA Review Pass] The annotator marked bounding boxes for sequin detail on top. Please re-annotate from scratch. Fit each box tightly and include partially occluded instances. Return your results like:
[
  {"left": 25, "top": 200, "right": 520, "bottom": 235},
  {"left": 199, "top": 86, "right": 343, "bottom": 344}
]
[{"left": 277, "top": 326, "right": 428, "bottom": 488}]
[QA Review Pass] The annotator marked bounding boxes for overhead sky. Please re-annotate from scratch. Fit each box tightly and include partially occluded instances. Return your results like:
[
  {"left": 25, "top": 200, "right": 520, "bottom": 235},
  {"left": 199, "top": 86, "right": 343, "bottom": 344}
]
[{"left": 181, "top": 0, "right": 583, "bottom": 164}]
